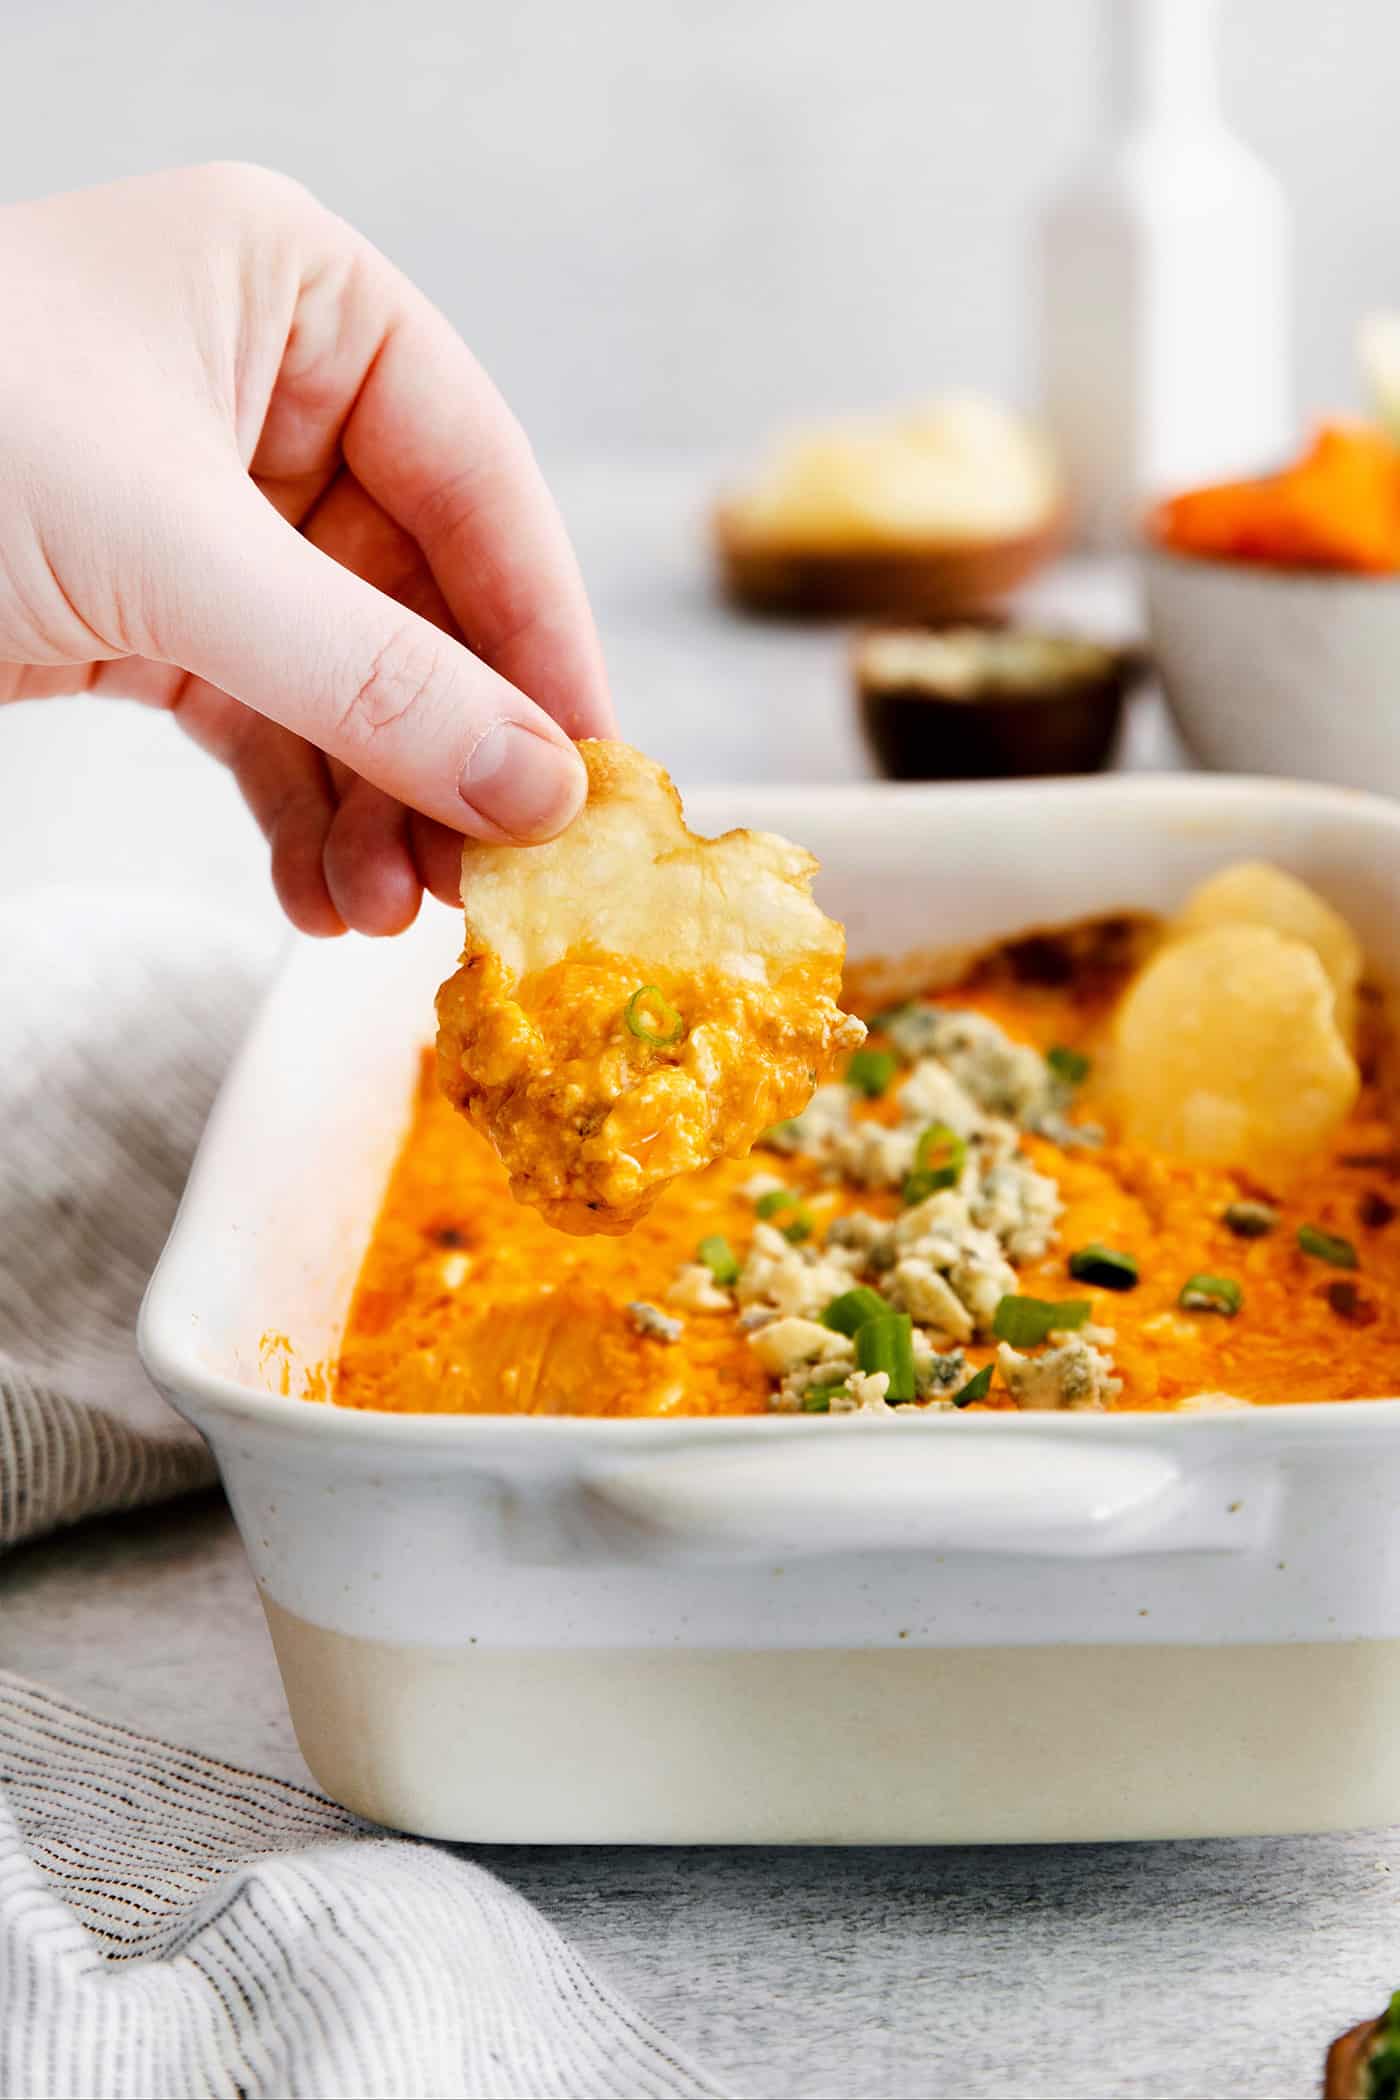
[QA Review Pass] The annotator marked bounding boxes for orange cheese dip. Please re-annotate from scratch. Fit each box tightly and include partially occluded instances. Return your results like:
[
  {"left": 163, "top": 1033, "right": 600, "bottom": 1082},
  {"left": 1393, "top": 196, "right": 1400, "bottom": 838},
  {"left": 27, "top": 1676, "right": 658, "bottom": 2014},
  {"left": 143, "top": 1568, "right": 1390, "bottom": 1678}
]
[
  {"left": 436, "top": 947, "right": 856, "bottom": 1236},
  {"left": 337, "top": 933, "right": 1400, "bottom": 1417},
  {"left": 1152, "top": 422, "right": 1400, "bottom": 573}
]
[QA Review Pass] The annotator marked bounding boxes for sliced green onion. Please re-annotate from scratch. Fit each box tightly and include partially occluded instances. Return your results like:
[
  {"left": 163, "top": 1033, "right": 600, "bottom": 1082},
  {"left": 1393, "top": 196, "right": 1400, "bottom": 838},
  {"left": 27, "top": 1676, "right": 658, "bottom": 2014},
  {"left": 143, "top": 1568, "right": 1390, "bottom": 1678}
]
[
  {"left": 844, "top": 1047, "right": 898, "bottom": 1098},
  {"left": 1178, "top": 1273, "right": 1243, "bottom": 1317},
  {"left": 1047, "top": 1045, "right": 1091, "bottom": 1087},
  {"left": 854, "top": 1312, "right": 916, "bottom": 1403},
  {"left": 867, "top": 1002, "right": 913, "bottom": 1032},
  {"left": 624, "top": 985, "right": 684, "bottom": 1047},
  {"left": 696, "top": 1234, "right": 740, "bottom": 1286},
  {"left": 1298, "top": 1223, "right": 1358, "bottom": 1268},
  {"left": 1067, "top": 1243, "right": 1140, "bottom": 1291},
  {"left": 902, "top": 1124, "right": 966, "bottom": 1205},
  {"left": 754, "top": 1187, "right": 813, "bottom": 1243},
  {"left": 952, "top": 1363, "right": 993, "bottom": 1408},
  {"left": 1223, "top": 1199, "right": 1278, "bottom": 1239},
  {"left": 821, "top": 1286, "right": 889, "bottom": 1337},
  {"left": 992, "top": 1295, "right": 1092, "bottom": 1347},
  {"left": 758, "top": 1119, "right": 799, "bottom": 1148},
  {"left": 916, "top": 1123, "right": 966, "bottom": 1183}
]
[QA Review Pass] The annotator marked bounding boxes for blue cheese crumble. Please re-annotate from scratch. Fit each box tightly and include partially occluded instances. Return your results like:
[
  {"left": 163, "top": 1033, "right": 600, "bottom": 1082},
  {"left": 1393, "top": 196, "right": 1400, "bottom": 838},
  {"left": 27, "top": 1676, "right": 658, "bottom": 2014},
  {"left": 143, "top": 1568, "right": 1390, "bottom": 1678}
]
[
  {"left": 666, "top": 1001, "right": 1119, "bottom": 1415},
  {"left": 995, "top": 1338, "right": 1122, "bottom": 1412},
  {"left": 627, "top": 1301, "right": 684, "bottom": 1343}
]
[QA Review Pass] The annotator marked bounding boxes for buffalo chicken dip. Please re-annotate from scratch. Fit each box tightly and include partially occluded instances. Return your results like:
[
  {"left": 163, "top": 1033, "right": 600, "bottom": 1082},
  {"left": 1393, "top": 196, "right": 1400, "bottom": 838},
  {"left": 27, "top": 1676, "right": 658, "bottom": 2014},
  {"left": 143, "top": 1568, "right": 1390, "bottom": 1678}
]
[{"left": 337, "top": 866, "right": 1400, "bottom": 1417}]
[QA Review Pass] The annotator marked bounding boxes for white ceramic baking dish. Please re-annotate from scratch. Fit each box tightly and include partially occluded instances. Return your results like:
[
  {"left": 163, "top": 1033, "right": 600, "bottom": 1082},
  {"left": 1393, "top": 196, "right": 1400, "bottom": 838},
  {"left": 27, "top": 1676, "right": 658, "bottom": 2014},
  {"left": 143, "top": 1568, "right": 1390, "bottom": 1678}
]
[{"left": 140, "top": 776, "right": 1400, "bottom": 1844}]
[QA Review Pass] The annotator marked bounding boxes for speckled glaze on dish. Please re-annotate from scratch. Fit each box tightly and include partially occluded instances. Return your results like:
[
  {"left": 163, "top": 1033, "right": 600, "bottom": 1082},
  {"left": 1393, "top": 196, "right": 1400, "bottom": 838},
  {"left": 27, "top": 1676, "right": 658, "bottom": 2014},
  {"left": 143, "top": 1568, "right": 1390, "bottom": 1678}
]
[{"left": 140, "top": 778, "right": 1400, "bottom": 1842}]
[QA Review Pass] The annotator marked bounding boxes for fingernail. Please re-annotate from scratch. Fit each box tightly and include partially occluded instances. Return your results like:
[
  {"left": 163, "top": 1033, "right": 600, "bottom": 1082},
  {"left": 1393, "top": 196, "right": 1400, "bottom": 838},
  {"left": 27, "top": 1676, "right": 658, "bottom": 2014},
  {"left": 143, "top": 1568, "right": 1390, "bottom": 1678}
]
[{"left": 458, "top": 722, "right": 587, "bottom": 840}]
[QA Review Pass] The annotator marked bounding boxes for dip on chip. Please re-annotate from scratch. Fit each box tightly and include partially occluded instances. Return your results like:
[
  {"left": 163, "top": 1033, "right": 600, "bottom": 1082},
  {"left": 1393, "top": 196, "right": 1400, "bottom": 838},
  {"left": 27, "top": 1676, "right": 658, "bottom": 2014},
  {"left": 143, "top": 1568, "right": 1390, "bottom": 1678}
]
[{"left": 435, "top": 740, "right": 865, "bottom": 1234}]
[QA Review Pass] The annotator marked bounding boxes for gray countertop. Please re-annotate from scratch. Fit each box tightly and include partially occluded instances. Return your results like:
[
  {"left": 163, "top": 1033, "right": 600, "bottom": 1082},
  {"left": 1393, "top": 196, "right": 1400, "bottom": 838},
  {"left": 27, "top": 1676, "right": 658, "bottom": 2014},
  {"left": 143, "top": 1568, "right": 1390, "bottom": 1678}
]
[{"left": 1, "top": 462, "right": 1389, "bottom": 2100}]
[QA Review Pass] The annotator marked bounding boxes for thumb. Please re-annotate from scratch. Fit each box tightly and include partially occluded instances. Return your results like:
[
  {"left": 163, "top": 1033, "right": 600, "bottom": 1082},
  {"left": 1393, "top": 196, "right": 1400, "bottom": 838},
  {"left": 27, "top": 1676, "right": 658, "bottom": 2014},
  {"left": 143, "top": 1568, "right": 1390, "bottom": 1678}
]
[{"left": 146, "top": 477, "right": 589, "bottom": 841}]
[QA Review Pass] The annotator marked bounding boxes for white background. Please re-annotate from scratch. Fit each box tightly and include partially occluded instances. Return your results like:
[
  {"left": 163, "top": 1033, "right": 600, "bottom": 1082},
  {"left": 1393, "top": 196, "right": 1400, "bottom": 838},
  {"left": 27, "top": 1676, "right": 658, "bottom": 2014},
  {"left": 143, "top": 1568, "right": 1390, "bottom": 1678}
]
[{"left": 2, "top": 0, "right": 1395, "bottom": 461}]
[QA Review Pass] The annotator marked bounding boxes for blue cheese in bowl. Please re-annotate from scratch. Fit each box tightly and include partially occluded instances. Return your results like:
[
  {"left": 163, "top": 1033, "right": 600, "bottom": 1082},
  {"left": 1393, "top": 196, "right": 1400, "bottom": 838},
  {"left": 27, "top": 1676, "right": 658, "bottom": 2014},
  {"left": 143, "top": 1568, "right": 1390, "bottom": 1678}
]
[{"left": 856, "top": 625, "right": 1138, "bottom": 781}]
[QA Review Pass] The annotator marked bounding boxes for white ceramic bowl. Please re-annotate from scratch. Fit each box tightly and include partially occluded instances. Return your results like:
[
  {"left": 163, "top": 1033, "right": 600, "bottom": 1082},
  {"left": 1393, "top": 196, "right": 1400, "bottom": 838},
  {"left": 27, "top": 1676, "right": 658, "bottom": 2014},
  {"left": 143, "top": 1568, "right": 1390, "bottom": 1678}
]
[
  {"left": 1143, "top": 545, "right": 1400, "bottom": 790},
  {"left": 140, "top": 777, "right": 1400, "bottom": 1845}
]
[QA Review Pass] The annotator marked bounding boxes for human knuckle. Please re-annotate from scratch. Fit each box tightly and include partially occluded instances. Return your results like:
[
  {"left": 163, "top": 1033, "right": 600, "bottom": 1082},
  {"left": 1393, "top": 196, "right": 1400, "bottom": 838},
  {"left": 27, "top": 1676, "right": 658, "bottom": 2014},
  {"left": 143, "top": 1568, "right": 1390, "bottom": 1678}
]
[
  {"left": 410, "top": 466, "right": 486, "bottom": 551},
  {"left": 190, "top": 159, "right": 318, "bottom": 220},
  {"left": 338, "top": 624, "right": 448, "bottom": 745},
  {"left": 410, "top": 427, "right": 532, "bottom": 549}
]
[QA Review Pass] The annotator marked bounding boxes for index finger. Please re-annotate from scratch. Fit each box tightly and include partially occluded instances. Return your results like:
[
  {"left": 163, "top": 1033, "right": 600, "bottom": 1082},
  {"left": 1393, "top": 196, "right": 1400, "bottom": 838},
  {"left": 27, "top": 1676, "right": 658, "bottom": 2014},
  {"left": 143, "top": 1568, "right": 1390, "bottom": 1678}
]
[{"left": 339, "top": 247, "right": 616, "bottom": 743}]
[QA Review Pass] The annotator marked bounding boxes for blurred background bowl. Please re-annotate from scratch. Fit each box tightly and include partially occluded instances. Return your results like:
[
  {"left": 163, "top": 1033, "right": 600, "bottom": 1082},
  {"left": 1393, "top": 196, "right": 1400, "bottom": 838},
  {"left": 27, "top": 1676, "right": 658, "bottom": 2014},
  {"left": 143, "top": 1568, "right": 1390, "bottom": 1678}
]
[
  {"left": 855, "top": 625, "right": 1142, "bottom": 780},
  {"left": 1143, "top": 545, "right": 1400, "bottom": 792},
  {"left": 715, "top": 510, "right": 1064, "bottom": 622}
]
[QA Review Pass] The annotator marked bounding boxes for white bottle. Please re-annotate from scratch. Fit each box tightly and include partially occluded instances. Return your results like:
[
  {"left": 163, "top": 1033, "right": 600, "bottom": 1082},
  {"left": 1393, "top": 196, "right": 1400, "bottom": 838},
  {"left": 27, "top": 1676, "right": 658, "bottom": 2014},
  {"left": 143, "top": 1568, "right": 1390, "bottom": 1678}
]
[{"left": 1038, "top": 0, "right": 1292, "bottom": 549}]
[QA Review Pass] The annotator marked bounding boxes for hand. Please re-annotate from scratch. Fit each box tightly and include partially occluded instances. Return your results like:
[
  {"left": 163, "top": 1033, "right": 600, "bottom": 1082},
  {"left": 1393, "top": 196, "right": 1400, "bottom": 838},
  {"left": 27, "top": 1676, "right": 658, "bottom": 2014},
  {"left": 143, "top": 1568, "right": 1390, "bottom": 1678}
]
[{"left": 0, "top": 163, "right": 614, "bottom": 934}]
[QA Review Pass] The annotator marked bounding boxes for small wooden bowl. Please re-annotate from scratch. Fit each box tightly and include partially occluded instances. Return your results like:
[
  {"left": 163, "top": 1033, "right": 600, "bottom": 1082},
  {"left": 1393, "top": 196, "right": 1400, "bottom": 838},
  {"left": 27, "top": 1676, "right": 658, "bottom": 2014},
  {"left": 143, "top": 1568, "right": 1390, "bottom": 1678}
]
[
  {"left": 715, "top": 507, "right": 1064, "bottom": 621},
  {"left": 854, "top": 626, "right": 1145, "bottom": 781}
]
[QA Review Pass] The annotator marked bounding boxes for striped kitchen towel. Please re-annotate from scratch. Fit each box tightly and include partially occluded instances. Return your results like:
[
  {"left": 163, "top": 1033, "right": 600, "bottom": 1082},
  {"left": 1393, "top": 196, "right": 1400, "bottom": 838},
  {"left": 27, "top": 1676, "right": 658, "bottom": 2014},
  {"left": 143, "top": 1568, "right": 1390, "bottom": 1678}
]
[
  {"left": 0, "top": 1670, "right": 726, "bottom": 2100},
  {"left": 0, "top": 885, "right": 277, "bottom": 1549}
]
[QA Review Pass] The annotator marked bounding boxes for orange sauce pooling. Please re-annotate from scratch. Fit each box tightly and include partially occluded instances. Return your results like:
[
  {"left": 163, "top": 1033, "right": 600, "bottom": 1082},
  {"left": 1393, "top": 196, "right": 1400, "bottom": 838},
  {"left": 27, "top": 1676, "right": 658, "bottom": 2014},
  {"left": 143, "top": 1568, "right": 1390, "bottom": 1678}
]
[{"left": 336, "top": 952, "right": 1400, "bottom": 1416}]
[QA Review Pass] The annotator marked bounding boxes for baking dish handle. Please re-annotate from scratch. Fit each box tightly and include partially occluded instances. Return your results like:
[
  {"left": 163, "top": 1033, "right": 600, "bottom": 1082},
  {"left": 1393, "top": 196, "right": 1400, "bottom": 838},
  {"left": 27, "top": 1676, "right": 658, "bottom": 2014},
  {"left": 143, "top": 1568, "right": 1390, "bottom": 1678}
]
[{"left": 585, "top": 1435, "right": 1253, "bottom": 1559}]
